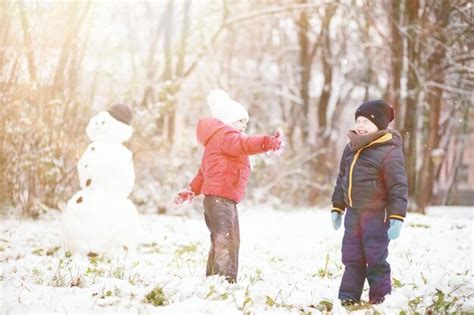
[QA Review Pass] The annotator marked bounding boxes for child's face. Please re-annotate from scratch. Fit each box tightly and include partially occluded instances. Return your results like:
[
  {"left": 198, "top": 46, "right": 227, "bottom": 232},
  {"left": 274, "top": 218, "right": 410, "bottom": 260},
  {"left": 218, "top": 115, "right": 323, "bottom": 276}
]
[
  {"left": 355, "top": 116, "right": 378, "bottom": 135},
  {"left": 231, "top": 119, "right": 248, "bottom": 132}
]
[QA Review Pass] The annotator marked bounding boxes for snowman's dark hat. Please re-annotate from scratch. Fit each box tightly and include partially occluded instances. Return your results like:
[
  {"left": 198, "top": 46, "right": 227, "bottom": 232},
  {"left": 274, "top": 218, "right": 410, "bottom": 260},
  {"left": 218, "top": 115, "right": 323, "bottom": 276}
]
[{"left": 107, "top": 104, "right": 133, "bottom": 125}]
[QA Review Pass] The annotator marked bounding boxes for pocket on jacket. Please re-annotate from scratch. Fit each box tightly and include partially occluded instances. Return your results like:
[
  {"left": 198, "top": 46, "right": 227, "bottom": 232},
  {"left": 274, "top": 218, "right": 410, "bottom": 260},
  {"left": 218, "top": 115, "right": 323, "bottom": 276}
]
[
  {"left": 234, "top": 168, "right": 241, "bottom": 187},
  {"left": 371, "top": 180, "right": 385, "bottom": 200}
]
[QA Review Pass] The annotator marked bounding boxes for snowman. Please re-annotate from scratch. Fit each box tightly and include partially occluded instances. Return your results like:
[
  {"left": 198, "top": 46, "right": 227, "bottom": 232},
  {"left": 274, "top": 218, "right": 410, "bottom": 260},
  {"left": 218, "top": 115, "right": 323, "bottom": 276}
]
[{"left": 62, "top": 104, "right": 140, "bottom": 256}]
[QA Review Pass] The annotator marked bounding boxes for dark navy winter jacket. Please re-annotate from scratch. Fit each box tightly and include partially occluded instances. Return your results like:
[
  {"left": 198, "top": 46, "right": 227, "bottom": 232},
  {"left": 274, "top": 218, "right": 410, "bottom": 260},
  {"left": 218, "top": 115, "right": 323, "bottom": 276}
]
[{"left": 331, "top": 130, "right": 408, "bottom": 221}]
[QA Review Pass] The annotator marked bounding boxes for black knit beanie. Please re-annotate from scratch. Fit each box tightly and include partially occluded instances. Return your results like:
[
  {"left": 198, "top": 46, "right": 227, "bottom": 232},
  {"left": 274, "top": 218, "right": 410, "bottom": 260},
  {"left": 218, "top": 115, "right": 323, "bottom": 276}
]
[
  {"left": 355, "top": 100, "right": 395, "bottom": 130},
  {"left": 107, "top": 104, "right": 133, "bottom": 125}
]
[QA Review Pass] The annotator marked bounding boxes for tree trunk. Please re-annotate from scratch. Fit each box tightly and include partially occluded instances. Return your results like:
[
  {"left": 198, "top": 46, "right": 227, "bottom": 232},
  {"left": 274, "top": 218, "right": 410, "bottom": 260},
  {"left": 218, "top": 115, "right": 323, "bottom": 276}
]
[
  {"left": 416, "top": 0, "right": 449, "bottom": 213},
  {"left": 297, "top": 0, "right": 311, "bottom": 143},
  {"left": 388, "top": 0, "right": 403, "bottom": 129},
  {"left": 403, "top": 0, "right": 419, "bottom": 211},
  {"left": 417, "top": 86, "right": 442, "bottom": 213},
  {"left": 18, "top": 0, "right": 37, "bottom": 83},
  {"left": 318, "top": 5, "right": 336, "bottom": 143},
  {"left": 157, "top": 0, "right": 174, "bottom": 143}
]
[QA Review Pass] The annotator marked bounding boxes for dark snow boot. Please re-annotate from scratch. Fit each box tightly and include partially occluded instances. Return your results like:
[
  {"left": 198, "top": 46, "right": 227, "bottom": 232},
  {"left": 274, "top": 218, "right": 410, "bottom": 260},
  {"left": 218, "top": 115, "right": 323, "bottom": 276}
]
[
  {"left": 369, "top": 296, "right": 385, "bottom": 304},
  {"left": 341, "top": 299, "right": 360, "bottom": 307}
]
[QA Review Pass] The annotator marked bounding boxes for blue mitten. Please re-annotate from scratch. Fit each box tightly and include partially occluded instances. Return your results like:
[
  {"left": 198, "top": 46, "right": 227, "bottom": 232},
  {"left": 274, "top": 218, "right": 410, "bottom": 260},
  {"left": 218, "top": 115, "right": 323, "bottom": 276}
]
[
  {"left": 387, "top": 219, "right": 403, "bottom": 239},
  {"left": 331, "top": 212, "right": 342, "bottom": 230}
]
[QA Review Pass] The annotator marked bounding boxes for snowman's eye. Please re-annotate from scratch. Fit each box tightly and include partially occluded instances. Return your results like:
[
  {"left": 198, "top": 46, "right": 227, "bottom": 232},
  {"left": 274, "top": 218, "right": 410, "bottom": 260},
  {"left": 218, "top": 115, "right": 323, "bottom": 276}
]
[
  {"left": 76, "top": 196, "right": 83, "bottom": 204},
  {"left": 101, "top": 121, "right": 105, "bottom": 125}
]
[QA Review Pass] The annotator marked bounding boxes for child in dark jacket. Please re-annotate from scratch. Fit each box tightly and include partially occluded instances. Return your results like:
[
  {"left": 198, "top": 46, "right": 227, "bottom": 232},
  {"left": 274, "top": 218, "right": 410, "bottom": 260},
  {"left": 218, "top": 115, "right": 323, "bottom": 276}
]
[
  {"left": 173, "top": 89, "right": 284, "bottom": 283},
  {"left": 331, "top": 100, "right": 408, "bottom": 306}
]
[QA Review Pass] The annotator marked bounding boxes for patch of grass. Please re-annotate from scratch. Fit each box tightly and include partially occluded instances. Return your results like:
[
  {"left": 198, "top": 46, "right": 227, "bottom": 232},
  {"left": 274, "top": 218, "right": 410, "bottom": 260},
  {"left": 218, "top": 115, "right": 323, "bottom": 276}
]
[
  {"left": 50, "top": 258, "right": 83, "bottom": 287},
  {"left": 86, "top": 266, "right": 105, "bottom": 277},
  {"left": 46, "top": 246, "right": 61, "bottom": 256},
  {"left": 420, "top": 272, "right": 428, "bottom": 285},
  {"left": 236, "top": 285, "right": 253, "bottom": 313},
  {"left": 139, "top": 242, "right": 160, "bottom": 254},
  {"left": 32, "top": 267, "right": 43, "bottom": 285},
  {"left": 127, "top": 272, "right": 141, "bottom": 286},
  {"left": 344, "top": 301, "right": 373, "bottom": 311},
  {"left": 393, "top": 277, "right": 403, "bottom": 288},
  {"left": 318, "top": 300, "right": 333, "bottom": 312},
  {"left": 428, "top": 289, "right": 459, "bottom": 313},
  {"left": 408, "top": 296, "right": 423, "bottom": 312},
  {"left": 205, "top": 285, "right": 216, "bottom": 299},
  {"left": 219, "top": 293, "right": 229, "bottom": 300},
  {"left": 269, "top": 256, "right": 283, "bottom": 263},
  {"left": 409, "top": 223, "right": 430, "bottom": 229},
  {"left": 305, "top": 300, "right": 334, "bottom": 313},
  {"left": 175, "top": 243, "right": 197, "bottom": 256},
  {"left": 249, "top": 268, "right": 263, "bottom": 285},
  {"left": 32, "top": 248, "right": 44, "bottom": 255},
  {"left": 144, "top": 286, "right": 167, "bottom": 306},
  {"left": 88, "top": 254, "right": 108, "bottom": 265},
  {"left": 265, "top": 295, "right": 276, "bottom": 307},
  {"left": 316, "top": 254, "right": 333, "bottom": 278},
  {"left": 110, "top": 265, "right": 125, "bottom": 280}
]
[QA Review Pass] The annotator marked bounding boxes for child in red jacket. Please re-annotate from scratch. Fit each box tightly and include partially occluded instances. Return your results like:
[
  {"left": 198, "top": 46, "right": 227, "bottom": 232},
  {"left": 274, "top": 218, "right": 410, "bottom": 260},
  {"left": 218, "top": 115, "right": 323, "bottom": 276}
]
[{"left": 173, "top": 89, "right": 284, "bottom": 283}]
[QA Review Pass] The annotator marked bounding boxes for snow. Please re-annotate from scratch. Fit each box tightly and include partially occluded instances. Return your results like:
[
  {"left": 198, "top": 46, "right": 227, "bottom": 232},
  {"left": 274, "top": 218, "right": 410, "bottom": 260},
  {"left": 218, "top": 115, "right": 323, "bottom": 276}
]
[{"left": 1, "top": 206, "right": 472, "bottom": 314}]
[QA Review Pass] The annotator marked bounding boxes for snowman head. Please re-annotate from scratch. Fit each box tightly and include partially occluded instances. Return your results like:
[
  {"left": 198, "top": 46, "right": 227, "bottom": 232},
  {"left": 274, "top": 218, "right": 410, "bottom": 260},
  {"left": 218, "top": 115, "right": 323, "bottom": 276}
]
[{"left": 86, "top": 110, "right": 133, "bottom": 143}]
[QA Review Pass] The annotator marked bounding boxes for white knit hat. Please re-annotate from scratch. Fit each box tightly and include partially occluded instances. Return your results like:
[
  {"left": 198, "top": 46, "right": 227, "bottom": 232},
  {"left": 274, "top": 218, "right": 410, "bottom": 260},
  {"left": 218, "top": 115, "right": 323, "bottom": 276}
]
[{"left": 207, "top": 89, "right": 249, "bottom": 125}]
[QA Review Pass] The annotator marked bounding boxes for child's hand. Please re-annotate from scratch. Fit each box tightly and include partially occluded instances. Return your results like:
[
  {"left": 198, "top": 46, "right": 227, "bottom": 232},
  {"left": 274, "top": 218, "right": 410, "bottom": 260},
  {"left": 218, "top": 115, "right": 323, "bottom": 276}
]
[
  {"left": 387, "top": 219, "right": 403, "bottom": 239},
  {"left": 263, "top": 128, "right": 285, "bottom": 156},
  {"left": 172, "top": 187, "right": 195, "bottom": 208},
  {"left": 331, "top": 212, "right": 342, "bottom": 230}
]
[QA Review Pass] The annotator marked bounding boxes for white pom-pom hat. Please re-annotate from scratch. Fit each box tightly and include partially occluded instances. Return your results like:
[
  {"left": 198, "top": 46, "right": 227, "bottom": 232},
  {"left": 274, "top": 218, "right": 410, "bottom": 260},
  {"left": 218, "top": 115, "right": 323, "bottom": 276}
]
[{"left": 207, "top": 89, "right": 249, "bottom": 125}]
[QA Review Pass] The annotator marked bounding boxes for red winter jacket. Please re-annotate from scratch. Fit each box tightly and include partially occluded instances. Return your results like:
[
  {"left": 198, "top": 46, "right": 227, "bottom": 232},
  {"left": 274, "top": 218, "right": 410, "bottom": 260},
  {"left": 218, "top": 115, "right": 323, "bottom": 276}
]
[{"left": 189, "top": 118, "right": 267, "bottom": 203}]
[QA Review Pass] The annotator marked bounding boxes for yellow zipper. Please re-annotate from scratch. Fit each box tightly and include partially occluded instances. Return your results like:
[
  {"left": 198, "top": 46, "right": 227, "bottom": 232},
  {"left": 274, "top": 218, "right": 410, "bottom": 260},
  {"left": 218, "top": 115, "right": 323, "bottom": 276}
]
[{"left": 347, "top": 133, "right": 393, "bottom": 207}]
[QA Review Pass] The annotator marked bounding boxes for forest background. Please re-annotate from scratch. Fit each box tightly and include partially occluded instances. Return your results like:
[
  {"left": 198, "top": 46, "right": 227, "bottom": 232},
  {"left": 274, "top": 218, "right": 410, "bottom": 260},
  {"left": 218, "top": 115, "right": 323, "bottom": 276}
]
[{"left": 0, "top": 0, "right": 472, "bottom": 218}]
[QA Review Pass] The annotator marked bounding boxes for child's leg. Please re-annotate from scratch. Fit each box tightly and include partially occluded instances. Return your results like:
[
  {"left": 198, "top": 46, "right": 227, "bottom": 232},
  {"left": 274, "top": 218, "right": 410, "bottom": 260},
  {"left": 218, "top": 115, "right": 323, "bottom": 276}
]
[
  {"left": 203, "top": 196, "right": 240, "bottom": 282},
  {"left": 360, "top": 209, "right": 391, "bottom": 302},
  {"left": 338, "top": 208, "right": 366, "bottom": 302},
  {"left": 204, "top": 210, "right": 216, "bottom": 276}
]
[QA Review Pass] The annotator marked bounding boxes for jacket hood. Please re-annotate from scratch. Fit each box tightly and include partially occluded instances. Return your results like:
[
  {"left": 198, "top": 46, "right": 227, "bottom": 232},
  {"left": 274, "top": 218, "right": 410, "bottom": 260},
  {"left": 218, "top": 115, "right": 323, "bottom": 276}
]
[
  {"left": 196, "top": 118, "right": 231, "bottom": 145},
  {"left": 389, "top": 129, "right": 403, "bottom": 147}
]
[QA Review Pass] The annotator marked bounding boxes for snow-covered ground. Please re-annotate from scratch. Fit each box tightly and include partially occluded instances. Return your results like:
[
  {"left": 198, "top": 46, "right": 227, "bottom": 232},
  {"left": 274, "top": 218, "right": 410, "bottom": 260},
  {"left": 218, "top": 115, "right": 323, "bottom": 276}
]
[{"left": 1, "top": 206, "right": 472, "bottom": 314}]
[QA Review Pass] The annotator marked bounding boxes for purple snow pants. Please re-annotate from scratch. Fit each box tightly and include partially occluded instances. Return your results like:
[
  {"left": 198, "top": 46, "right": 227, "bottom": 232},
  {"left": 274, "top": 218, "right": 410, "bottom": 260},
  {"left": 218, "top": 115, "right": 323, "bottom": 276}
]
[
  {"left": 338, "top": 207, "right": 391, "bottom": 302},
  {"left": 203, "top": 195, "right": 240, "bottom": 283}
]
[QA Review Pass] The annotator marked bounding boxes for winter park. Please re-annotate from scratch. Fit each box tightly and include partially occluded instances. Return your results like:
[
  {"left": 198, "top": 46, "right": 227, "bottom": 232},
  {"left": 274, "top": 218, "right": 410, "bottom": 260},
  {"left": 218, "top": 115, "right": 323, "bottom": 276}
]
[{"left": 0, "top": 1, "right": 473, "bottom": 314}]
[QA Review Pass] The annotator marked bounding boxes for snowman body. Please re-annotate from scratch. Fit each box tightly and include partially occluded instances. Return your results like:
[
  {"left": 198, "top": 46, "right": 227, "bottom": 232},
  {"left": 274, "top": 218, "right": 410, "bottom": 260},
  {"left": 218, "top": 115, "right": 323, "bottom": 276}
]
[
  {"left": 63, "top": 111, "right": 140, "bottom": 255},
  {"left": 77, "top": 142, "right": 135, "bottom": 196}
]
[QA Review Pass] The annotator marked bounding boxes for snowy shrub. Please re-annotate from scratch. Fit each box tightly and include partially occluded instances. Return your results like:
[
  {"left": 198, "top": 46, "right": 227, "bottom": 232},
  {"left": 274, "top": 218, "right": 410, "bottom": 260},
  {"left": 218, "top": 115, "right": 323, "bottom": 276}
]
[{"left": 0, "top": 96, "right": 89, "bottom": 217}]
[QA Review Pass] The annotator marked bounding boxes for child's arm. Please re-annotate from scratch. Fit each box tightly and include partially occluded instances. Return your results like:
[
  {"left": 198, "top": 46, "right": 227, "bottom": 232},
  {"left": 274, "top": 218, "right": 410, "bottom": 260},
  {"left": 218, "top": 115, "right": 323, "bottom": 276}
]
[
  {"left": 189, "top": 167, "right": 204, "bottom": 195},
  {"left": 331, "top": 146, "right": 349, "bottom": 214},
  {"left": 220, "top": 130, "right": 281, "bottom": 156},
  {"left": 382, "top": 147, "right": 408, "bottom": 221}
]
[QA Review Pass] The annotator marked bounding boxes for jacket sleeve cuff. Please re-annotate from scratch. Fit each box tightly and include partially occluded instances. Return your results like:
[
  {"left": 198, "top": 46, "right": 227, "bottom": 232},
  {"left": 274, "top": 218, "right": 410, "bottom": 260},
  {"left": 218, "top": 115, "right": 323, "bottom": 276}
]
[
  {"left": 389, "top": 214, "right": 405, "bottom": 222},
  {"left": 331, "top": 207, "right": 345, "bottom": 214}
]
